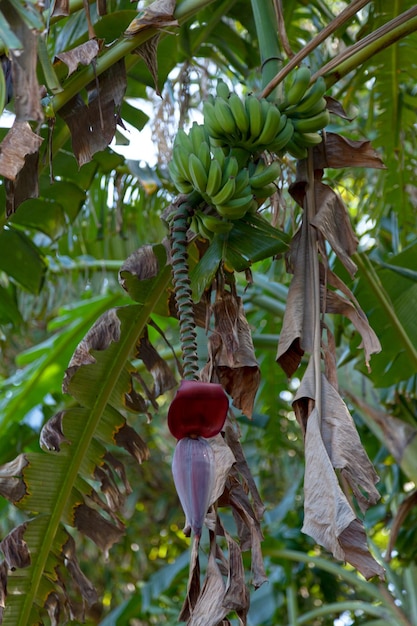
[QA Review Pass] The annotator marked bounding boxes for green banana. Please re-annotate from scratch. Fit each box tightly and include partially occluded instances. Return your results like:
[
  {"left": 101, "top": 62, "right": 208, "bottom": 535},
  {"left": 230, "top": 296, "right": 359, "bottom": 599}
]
[
  {"left": 269, "top": 117, "right": 294, "bottom": 153},
  {"left": 220, "top": 155, "right": 239, "bottom": 186},
  {"left": 284, "top": 66, "right": 312, "bottom": 107},
  {"left": 168, "top": 160, "right": 194, "bottom": 194},
  {"left": 294, "top": 131, "right": 323, "bottom": 147},
  {"left": 246, "top": 95, "right": 263, "bottom": 142},
  {"left": 252, "top": 182, "right": 277, "bottom": 201},
  {"left": 228, "top": 92, "right": 250, "bottom": 138},
  {"left": 256, "top": 104, "right": 282, "bottom": 148},
  {"left": 175, "top": 128, "right": 194, "bottom": 154},
  {"left": 190, "top": 123, "right": 208, "bottom": 154},
  {"left": 249, "top": 160, "right": 281, "bottom": 189},
  {"left": 292, "top": 109, "right": 330, "bottom": 133},
  {"left": 198, "top": 140, "right": 211, "bottom": 172},
  {"left": 285, "top": 137, "right": 308, "bottom": 160},
  {"left": 203, "top": 101, "right": 225, "bottom": 139},
  {"left": 198, "top": 211, "right": 234, "bottom": 234},
  {"left": 172, "top": 145, "right": 192, "bottom": 181},
  {"left": 205, "top": 157, "right": 223, "bottom": 197},
  {"left": 211, "top": 146, "right": 226, "bottom": 170},
  {"left": 194, "top": 212, "right": 213, "bottom": 241},
  {"left": 290, "top": 75, "right": 327, "bottom": 115},
  {"left": 211, "top": 176, "right": 237, "bottom": 206},
  {"left": 215, "top": 193, "right": 253, "bottom": 219},
  {"left": 216, "top": 80, "right": 230, "bottom": 99},
  {"left": 214, "top": 97, "right": 237, "bottom": 136},
  {"left": 233, "top": 168, "right": 251, "bottom": 197},
  {"left": 188, "top": 153, "right": 208, "bottom": 195},
  {"left": 288, "top": 96, "right": 327, "bottom": 119}
]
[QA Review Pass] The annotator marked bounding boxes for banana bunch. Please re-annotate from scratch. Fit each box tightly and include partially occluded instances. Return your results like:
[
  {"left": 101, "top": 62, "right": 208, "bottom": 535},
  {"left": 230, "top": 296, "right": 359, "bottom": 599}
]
[
  {"left": 203, "top": 81, "right": 294, "bottom": 155},
  {"left": 277, "top": 66, "right": 330, "bottom": 159}
]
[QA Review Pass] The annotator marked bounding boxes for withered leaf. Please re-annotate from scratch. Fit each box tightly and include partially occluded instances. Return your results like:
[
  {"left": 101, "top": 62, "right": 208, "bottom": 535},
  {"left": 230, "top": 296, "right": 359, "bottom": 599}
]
[
  {"left": 222, "top": 528, "right": 249, "bottom": 616},
  {"left": 40, "top": 411, "right": 69, "bottom": 452},
  {"left": 324, "top": 96, "right": 353, "bottom": 120},
  {"left": 136, "top": 328, "right": 177, "bottom": 397},
  {"left": 179, "top": 537, "right": 201, "bottom": 622},
  {"left": 0, "top": 561, "right": 7, "bottom": 621},
  {"left": 58, "top": 60, "right": 126, "bottom": 166},
  {"left": 1, "top": 1, "right": 43, "bottom": 122},
  {"left": 324, "top": 288, "right": 381, "bottom": 368},
  {"left": 44, "top": 592, "right": 61, "bottom": 626},
  {"left": 56, "top": 40, "right": 100, "bottom": 77},
  {"left": 124, "top": 0, "right": 178, "bottom": 36},
  {"left": 135, "top": 35, "right": 162, "bottom": 96},
  {"left": 93, "top": 465, "right": 125, "bottom": 513},
  {"left": 0, "top": 121, "right": 43, "bottom": 182},
  {"left": 314, "top": 132, "right": 386, "bottom": 170},
  {"left": 386, "top": 491, "right": 417, "bottom": 561},
  {"left": 0, "top": 523, "right": 30, "bottom": 570},
  {"left": 114, "top": 423, "right": 150, "bottom": 464},
  {"left": 203, "top": 295, "right": 260, "bottom": 418},
  {"left": 73, "top": 503, "right": 124, "bottom": 556},
  {"left": 208, "top": 434, "right": 235, "bottom": 506},
  {"left": 0, "top": 454, "right": 28, "bottom": 503},
  {"left": 63, "top": 533, "right": 99, "bottom": 606},
  {"left": 119, "top": 243, "right": 168, "bottom": 288},
  {"left": 311, "top": 182, "right": 358, "bottom": 277},
  {"left": 51, "top": 0, "right": 70, "bottom": 16},
  {"left": 63, "top": 308, "right": 121, "bottom": 392},
  {"left": 338, "top": 520, "right": 385, "bottom": 580},
  {"left": 104, "top": 452, "right": 132, "bottom": 496},
  {"left": 294, "top": 363, "right": 380, "bottom": 513}
]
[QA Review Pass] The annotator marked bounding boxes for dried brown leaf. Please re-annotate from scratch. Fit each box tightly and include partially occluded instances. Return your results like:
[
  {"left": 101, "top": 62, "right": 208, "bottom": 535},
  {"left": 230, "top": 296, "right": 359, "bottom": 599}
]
[
  {"left": 187, "top": 541, "right": 228, "bottom": 626},
  {"left": 63, "top": 308, "right": 121, "bottom": 392},
  {"left": 44, "top": 592, "right": 61, "bottom": 626},
  {"left": 59, "top": 60, "right": 126, "bottom": 166},
  {"left": 73, "top": 504, "right": 124, "bottom": 556},
  {"left": 276, "top": 219, "right": 316, "bottom": 376},
  {"left": 294, "top": 362, "right": 380, "bottom": 513},
  {"left": 0, "top": 121, "right": 43, "bottom": 182},
  {"left": 208, "top": 434, "right": 236, "bottom": 506},
  {"left": 63, "top": 533, "right": 98, "bottom": 606},
  {"left": 0, "top": 523, "right": 30, "bottom": 570},
  {"left": 315, "top": 132, "right": 386, "bottom": 170},
  {"left": 56, "top": 40, "right": 100, "bottom": 77},
  {"left": 124, "top": 0, "right": 178, "bottom": 36},
  {"left": 1, "top": 1, "right": 43, "bottom": 122},
  {"left": 40, "top": 411, "right": 69, "bottom": 452},
  {"left": 325, "top": 289, "right": 381, "bottom": 368},
  {"left": 179, "top": 537, "right": 201, "bottom": 622},
  {"left": 0, "top": 454, "right": 28, "bottom": 503},
  {"left": 136, "top": 329, "right": 177, "bottom": 397},
  {"left": 135, "top": 35, "right": 162, "bottom": 96},
  {"left": 325, "top": 97, "right": 353, "bottom": 120},
  {"left": 114, "top": 423, "right": 150, "bottom": 464},
  {"left": 51, "top": 0, "right": 70, "bottom": 16},
  {"left": 386, "top": 491, "right": 417, "bottom": 562},
  {"left": 0, "top": 561, "right": 6, "bottom": 622},
  {"left": 311, "top": 182, "right": 358, "bottom": 277},
  {"left": 223, "top": 530, "right": 249, "bottom": 616},
  {"left": 119, "top": 243, "right": 166, "bottom": 287},
  {"left": 203, "top": 296, "right": 260, "bottom": 417},
  {"left": 338, "top": 520, "right": 385, "bottom": 580}
]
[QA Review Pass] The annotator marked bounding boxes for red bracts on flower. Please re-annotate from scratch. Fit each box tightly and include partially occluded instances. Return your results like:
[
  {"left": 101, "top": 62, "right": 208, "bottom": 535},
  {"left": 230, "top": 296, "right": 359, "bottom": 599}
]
[
  {"left": 167, "top": 379, "right": 229, "bottom": 440},
  {"left": 172, "top": 436, "right": 215, "bottom": 538}
]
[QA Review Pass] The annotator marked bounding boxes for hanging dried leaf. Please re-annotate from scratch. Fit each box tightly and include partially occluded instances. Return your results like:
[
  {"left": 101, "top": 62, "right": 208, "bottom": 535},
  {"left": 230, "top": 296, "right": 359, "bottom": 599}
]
[
  {"left": 55, "top": 40, "right": 100, "bottom": 77},
  {"left": 324, "top": 97, "right": 353, "bottom": 120},
  {"left": 63, "top": 309, "right": 121, "bottom": 392},
  {"left": 0, "top": 454, "right": 28, "bottom": 503},
  {"left": 0, "top": 121, "right": 43, "bottom": 182},
  {"left": 293, "top": 362, "right": 383, "bottom": 579},
  {"left": 4, "top": 149, "right": 40, "bottom": 215},
  {"left": 44, "top": 592, "right": 61, "bottom": 626},
  {"left": 0, "top": 523, "right": 31, "bottom": 570},
  {"left": 40, "top": 411, "right": 69, "bottom": 452},
  {"left": 179, "top": 537, "right": 201, "bottom": 621},
  {"left": 58, "top": 60, "right": 126, "bottom": 166},
  {"left": 1, "top": 1, "right": 43, "bottom": 122},
  {"left": 62, "top": 533, "right": 98, "bottom": 606},
  {"left": 73, "top": 504, "right": 124, "bottom": 556},
  {"left": 311, "top": 182, "right": 358, "bottom": 277},
  {"left": 0, "top": 562, "right": 6, "bottom": 623},
  {"left": 135, "top": 35, "right": 162, "bottom": 96},
  {"left": 315, "top": 133, "right": 386, "bottom": 170},
  {"left": 208, "top": 434, "right": 236, "bottom": 506},
  {"left": 386, "top": 491, "right": 417, "bottom": 561},
  {"left": 51, "top": 0, "right": 70, "bottom": 17},
  {"left": 124, "top": 0, "right": 178, "bottom": 36},
  {"left": 114, "top": 423, "right": 150, "bottom": 464},
  {"left": 136, "top": 328, "right": 177, "bottom": 397},
  {"left": 203, "top": 294, "right": 260, "bottom": 418}
]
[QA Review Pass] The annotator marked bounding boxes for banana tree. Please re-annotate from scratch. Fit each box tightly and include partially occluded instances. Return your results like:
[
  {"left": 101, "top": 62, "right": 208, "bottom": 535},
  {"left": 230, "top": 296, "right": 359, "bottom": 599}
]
[{"left": 1, "top": 0, "right": 417, "bottom": 624}]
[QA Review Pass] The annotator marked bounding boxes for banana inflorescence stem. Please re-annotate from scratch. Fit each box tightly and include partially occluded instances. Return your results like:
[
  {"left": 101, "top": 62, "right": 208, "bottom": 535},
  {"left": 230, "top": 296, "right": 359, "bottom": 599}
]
[{"left": 171, "top": 201, "right": 200, "bottom": 380}]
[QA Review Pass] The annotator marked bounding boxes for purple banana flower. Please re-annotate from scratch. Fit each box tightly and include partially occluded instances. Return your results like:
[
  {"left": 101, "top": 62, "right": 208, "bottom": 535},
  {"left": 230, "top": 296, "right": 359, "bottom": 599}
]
[{"left": 172, "top": 436, "right": 215, "bottom": 538}]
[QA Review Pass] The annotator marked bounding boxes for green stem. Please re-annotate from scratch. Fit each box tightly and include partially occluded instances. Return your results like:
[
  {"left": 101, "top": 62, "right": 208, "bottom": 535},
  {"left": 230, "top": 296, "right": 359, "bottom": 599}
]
[
  {"left": 286, "top": 583, "right": 298, "bottom": 626},
  {"left": 353, "top": 252, "right": 417, "bottom": 371},
  {"left": 191, "top": 0, "right": 238, "bottom": 51},
  {"left": 313, "top": 6, "right": 417, "bottom": 86},
  {"left": 170, "top": 201, "right": 200, "bottom": 380},
  {"left": 296, "top": 601, "right": 394, "bottom": 625},
  {"left": 250, "top": 0, "right": 281, "bottom": 92}
]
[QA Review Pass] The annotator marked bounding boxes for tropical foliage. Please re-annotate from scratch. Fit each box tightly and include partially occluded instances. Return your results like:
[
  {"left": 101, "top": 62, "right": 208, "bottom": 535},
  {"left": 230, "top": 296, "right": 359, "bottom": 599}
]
[{"left": 0, "top": 0, "right": 417, "bottom": 624}]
